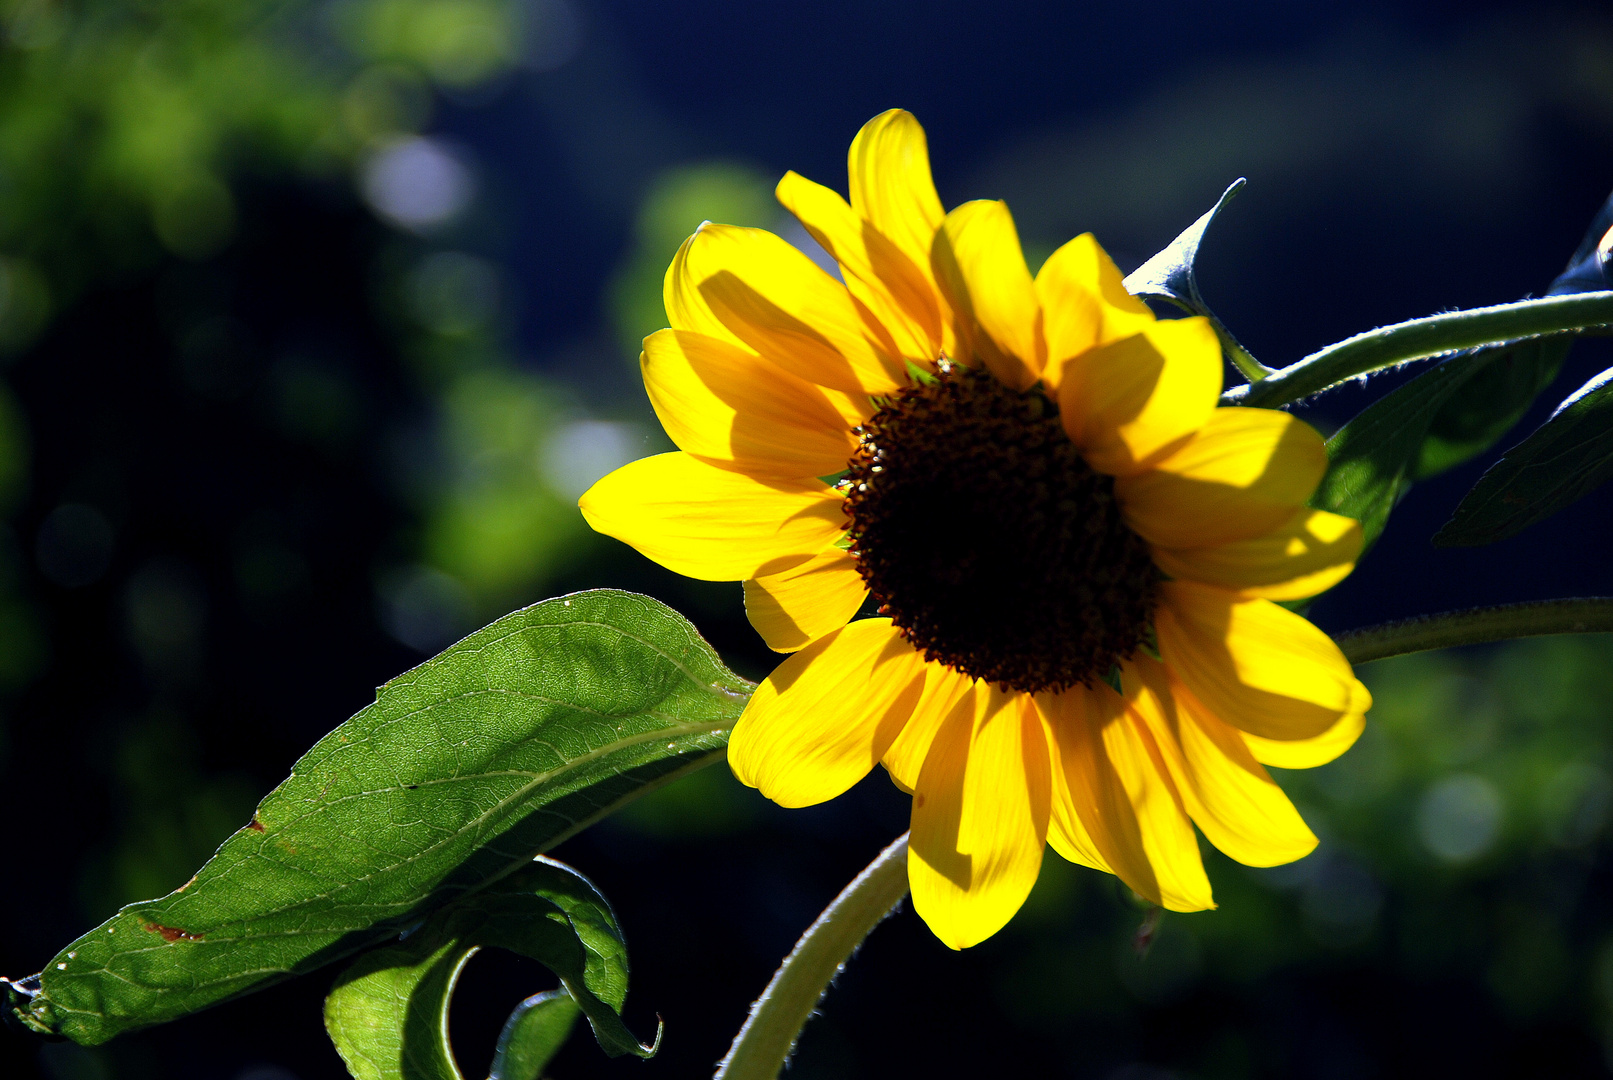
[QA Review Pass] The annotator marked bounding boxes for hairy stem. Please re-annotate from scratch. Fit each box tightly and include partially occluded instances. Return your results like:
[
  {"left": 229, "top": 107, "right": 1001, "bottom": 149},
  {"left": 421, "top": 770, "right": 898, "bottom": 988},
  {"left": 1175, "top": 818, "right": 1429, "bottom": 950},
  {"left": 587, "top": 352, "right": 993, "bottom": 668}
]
[
  {"left": 1336, "top": 597, "right": 1613, "bottom": 666},
  {"left": 714, "top": 833, "right": 911, "bottom": 1080},
  {"left": 1226, "top": 292, "right": 1613, "bottom": 408}
]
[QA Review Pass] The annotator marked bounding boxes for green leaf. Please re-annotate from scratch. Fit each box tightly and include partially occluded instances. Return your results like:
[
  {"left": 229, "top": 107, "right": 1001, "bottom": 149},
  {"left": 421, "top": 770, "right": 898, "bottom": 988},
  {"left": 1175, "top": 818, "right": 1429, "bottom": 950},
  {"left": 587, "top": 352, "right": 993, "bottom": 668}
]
[
  {"left": 11, "top": 590, "right": 750, "bottom": 1045},
  {"left": 325, "top": 927, "right": 467, "bottom": 1080},
  {"left": 1313, "top": 358, "right": 1487, "bottom": 556},
  {"left": 1412, "top": 336, "right": 1572, "bottom": 480},
  {"left": 1122, "top": 178, "right": 1269, "bottom": 381},
  {"left": 489, "top": 990, "right": 579, "bottom": 1080},
  {"left": 1434, "top": 366, "right": 1613, "bottom": 547},
  {"left": 1313, "top": 335, "right": 1573, "bottom": 564},
  {"left": 324, "top": 858, "right": 650, "bottom": 1080}
]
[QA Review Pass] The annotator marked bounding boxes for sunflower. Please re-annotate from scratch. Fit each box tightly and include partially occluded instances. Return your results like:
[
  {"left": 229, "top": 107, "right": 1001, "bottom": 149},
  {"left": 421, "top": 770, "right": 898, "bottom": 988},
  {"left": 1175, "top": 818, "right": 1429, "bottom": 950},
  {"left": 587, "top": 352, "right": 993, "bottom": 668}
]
[{"left": 581, "top": 110, "right": 1370, "bottom": 949}]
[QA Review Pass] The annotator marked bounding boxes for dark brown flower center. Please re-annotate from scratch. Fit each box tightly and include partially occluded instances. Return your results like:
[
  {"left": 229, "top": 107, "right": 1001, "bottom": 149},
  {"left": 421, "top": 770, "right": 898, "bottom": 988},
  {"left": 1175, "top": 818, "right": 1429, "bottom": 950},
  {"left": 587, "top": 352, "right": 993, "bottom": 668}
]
[{"left": 841, "top": 361, "right": 1160, "bottom": 693}]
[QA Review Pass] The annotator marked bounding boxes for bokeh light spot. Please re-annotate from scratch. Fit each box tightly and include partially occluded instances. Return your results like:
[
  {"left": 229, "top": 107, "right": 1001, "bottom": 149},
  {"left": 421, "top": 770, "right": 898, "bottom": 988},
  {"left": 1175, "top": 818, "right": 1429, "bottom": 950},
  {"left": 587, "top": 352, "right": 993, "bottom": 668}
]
[
  {"left": 125, "top": 561, "right": 207, "bottom": 682},
  {"left": 362, "top": 137, "right": 475, "bottom": 231},
  {"left": 1418, "top": 773, "right": 1504, "bottom": 863},
  {"left": 542, "top": 419, "right": 643, "bottom": 502},
  {"left": 378, "top": 564, "right": 473, "bottom": 653}
]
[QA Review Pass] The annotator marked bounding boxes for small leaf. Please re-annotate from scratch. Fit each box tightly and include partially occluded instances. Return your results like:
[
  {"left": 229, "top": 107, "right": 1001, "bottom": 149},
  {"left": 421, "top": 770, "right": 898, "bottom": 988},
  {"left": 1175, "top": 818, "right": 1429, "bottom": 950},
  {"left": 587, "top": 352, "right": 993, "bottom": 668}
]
[
  {"left": 1434, "top": 366, "right": 1613, "bottom": 547},
  {"left": 1412, "top": 336, "right": 1572, "bottom": 480},
  {"left": 12, "top": 590, "right": 750, "bottom": 1045},
  {"left": 324, "top": 859, "right": 652, "bottom": 1080},
  {"left": 1313, "top": 357, "right": 1487, "bottom": 556},
  {"left": 323, "top": 928, "right": 467, "bottom": 1080},
  {"left": 1122, "top": 178, "right": 1268, "bottom": 380},
  {"left": 489, "top": 990, "right": 579, "bottom": 1080}
]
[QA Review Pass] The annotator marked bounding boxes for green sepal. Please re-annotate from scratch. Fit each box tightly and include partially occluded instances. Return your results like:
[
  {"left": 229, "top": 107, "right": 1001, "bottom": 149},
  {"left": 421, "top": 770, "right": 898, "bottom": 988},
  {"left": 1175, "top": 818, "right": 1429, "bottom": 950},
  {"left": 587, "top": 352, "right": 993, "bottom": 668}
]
[
  {"left": 1546, "top": 185, "right": 1613, "bottom": 297},
  {"left": 1122, "top": 178, "right": 1269, "bottom": 382},
  {"left": 1102, "top": 665, "right": 1124, "bottom": 694},
  {"left": 1137, "top": 625, "right": 1161, "bottom": 662},
  {"left": 904, "top": 359, "right": 939, "bottom": 386}
]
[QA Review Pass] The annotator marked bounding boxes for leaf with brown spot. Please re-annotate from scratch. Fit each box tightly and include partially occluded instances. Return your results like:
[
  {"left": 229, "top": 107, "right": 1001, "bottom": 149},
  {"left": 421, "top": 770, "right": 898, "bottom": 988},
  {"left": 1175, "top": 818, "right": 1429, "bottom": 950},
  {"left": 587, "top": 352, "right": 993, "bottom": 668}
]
[{"left": 9, "top": 590, "right": 750, "bottom": 1045}]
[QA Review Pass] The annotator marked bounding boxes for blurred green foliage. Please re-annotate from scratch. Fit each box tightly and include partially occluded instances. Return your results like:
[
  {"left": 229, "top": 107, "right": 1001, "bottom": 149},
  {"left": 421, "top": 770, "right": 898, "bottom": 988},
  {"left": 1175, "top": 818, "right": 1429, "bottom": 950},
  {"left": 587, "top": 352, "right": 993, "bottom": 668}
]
[
  {"left": 0, "top": 0, "right": 594, "bottom": 923},
  {"left": 607, "top": 162, "right": 776, "bottom": 356},
  {"left": 0, "top": 0, "right": 556, "bottom": 344},
  {"left": 425, "top": 367, "right": 581, "bottom": 607},
  {"left": 0, "top": 0, "right": 807, "bottom": 958}
]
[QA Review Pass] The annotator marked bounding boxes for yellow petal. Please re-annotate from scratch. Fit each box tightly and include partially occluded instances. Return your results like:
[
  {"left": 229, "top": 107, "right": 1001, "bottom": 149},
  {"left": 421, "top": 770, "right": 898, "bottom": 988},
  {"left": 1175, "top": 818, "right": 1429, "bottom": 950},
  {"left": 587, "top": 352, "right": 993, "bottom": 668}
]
[
  {"left": 1151, "top": 508, "right": 1362, "bottom": 601},
  {"left": 847, "top": 109, "right": 946, "bottom": 293},
  {"left": 667, "top": 237, "right": 877, "bottom": 428},
  {"left": 1103, "top": 711, "right": 1215, "bottom": 911},
  {"left": 730, "top": 620, "right": 928, "bottom": 808},
  {"left": 1124, "top": 657, "right": 1317, "bottom": 867},
  {"left": 681, "top": 223, "right": 901, "bottom": 395},
  {"left": 909, "top": 687, "right": 1049, "bottom": 949},
  {"left": 1243, "top": 711, "right": 1366, "bottom": 769},
  {"left": 776, "top": 170, "right": 941, "bottom": 363},
  {"left": 932, "top": 200, "right": 1043, "bottom": 390},
  {"left": 882, "top": 661, "right": 973, "bottom": 793},
  {"left": 1059, "top": 318, "right": 1223, "bottom": 477},
  {"left": 664, "top": 230, "right": 742, "bottom": 344},
  {"left": 579, "top": 452, "right": 844, "bottom": 581},
  {"left": 743, "top": 547, "right": 868, "bottom": 652},
  {"left": 1115, "top": 406, "right": 1328, "bottom": 548},
  {"left": 1035, "top": 233, "right": 1154, "bottom": 390},
  {"left": 642, "top": 329, "right": 857, "bottom": 478},
  {"left": 1038, "top": 685, "right": 1214, "bottom": 911},
  {"left": 1156, "top": 580, "right": 1371, "bottom": 743},
  {"left": 1033, "top": 688, "right": 1115, "bottom": 874}
]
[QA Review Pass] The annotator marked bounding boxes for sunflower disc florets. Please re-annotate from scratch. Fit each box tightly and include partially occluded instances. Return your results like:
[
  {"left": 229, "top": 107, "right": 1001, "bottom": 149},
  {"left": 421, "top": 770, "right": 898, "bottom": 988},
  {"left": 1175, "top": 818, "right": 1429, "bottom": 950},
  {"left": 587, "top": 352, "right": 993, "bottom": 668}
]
[{"left": 841, "top": 360, "right": 1160, "bottom": 694}]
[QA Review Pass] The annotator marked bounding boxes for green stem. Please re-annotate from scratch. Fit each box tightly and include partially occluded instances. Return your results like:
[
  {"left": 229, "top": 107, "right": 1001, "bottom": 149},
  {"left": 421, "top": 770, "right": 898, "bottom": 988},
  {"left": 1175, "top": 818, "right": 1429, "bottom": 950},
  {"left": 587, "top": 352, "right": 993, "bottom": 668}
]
[
  {"left": 1228, "top": 292, "right": 1613, "bottom": 408},
  {"left": 1336, "top": 597, "right": 1613, "bottom": 666},
  {"left": 714, "top": 833, "right": 910, "bottom": 1080}
]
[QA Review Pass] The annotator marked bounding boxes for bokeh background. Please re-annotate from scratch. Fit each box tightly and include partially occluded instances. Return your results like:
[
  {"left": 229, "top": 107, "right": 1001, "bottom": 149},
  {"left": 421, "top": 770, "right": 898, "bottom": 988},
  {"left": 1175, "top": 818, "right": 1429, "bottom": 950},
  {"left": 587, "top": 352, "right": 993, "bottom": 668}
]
[{"left": 5, "top": 1, "right": 1613, "bottom": 1077}]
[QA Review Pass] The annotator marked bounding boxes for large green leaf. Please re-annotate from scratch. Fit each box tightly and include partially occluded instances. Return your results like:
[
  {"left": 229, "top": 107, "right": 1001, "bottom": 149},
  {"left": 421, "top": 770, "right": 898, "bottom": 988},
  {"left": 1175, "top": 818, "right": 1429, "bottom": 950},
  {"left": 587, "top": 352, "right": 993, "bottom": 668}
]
[
  {"left": 8, "top": 590, "right": 750, "bottom": 1045},
  {"left": 1434, "top": 366, "right": 1613, "bottom": 547},
  {"left": 324, "top": 858, "right": 649, "bottom": 1080}
]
